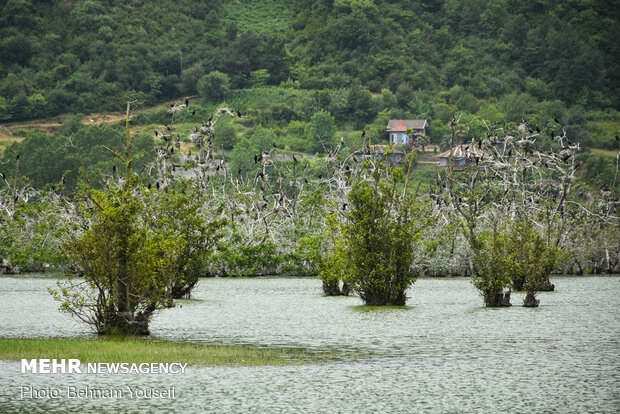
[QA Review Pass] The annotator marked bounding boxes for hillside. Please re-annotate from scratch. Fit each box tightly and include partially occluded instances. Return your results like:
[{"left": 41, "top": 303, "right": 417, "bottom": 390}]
[{"left": 0, "top": 0, "right": 619, "bottom": 190}]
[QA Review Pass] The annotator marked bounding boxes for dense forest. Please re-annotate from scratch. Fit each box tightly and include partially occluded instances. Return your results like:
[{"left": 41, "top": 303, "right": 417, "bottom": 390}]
[
  {"left": 1, "top": 0, "right": 619, "bottom": 118},
  {"left": 1, "top": 0, "right": 619, "bottom": 189}
]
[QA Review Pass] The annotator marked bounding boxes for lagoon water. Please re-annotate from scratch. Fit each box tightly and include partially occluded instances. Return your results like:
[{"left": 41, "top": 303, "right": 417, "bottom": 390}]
[{"left": 0, "top": 276, "right": 619, "bottom": 413}]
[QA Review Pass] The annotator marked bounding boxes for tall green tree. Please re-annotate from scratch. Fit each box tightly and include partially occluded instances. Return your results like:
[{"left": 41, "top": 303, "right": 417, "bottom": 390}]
[
  {"left": 305, "top": 110, "right": 336, "bottom": 154},
  {"left": 51, "top": 104, "right": 184, "bottom": 335}
]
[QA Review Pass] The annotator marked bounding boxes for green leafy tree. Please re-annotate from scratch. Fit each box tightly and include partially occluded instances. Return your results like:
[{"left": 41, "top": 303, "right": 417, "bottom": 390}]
[
  {"left": 180, "top": 62, "right": 205, "bottom": 95},
  {"left": 346, "top": 83, "right": 374, "bottom": 124},
  {"left": 213, "top": 118, "right": 237, "bottom": 150},
  {"left": 198, "top": 71, "right": 230, "bottom": 103},
  {"left": 321, "top": 160, "right": 431, "bottom": 305},
  {"left": 303, "top": 218, "right": 350, "bottom": 296},
  {"left": 305, "top": 110, "right": 336, "bottom": 154},
  {"left": 51, "top": 104, "right": 184, "bottom": 335},
  {"left": 416, "top": 134, "right": 430, "bottom": 152},
  {"left": 150, "top": 180, "right": 226, "bottom": 299},
  {"left": 469, "top": 225, "right": 515, "bottom": 307},
  {"left": 506, "top": 220, "right": 563, "bottom": 307},
  {"left": 229, "top": 127, "right": 274, "bottom": 173}
]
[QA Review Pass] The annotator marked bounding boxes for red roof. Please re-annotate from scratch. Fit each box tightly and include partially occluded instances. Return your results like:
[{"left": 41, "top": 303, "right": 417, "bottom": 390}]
[
  {"left": 387, "top": 120, "right": 408, "bottom": 132},
  {"left": 386, "top": 119, "right": 428, "bottom": 131}
]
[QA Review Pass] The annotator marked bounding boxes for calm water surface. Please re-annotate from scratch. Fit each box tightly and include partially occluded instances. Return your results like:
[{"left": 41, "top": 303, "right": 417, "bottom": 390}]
[{"left": 0, "top": 276, "right": 618, "bottom": 413}]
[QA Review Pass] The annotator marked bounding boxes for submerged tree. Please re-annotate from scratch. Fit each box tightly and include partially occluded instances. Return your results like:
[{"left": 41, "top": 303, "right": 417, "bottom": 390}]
[
  {"left": 317, "top": 152, "right": 431, "bottom": 305},
  {"left": 506, "top": 220, "right": 563, "bottom": 307},
  {"left": 51, "top": 103, "right": 185, "bottom": 335},
  {"left": 437, "top": 115, "right": 581, "bottom": 307},
  {"left": 149, "top": 180, "right": 226, "bottom": 300}
]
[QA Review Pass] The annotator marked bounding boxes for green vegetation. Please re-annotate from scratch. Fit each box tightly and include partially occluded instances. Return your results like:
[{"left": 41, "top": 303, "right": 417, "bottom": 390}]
[
  {"left": 313, "top": 157, "right": 432, "bottom": 305},
  {"left": 1, "top": 1, "right": 617, "bottom": 140},
  {"left": 223, "top": 0, "right": 295, "bottom": 34},
  {"left": 50, "top": 105, "right": 224, "bottom": 334},
  {"left": 1, "top": 117, "right": 155, "bottom": 192},
  {"left": 506, "top": 220, "right": 563, "bottom": 307},
  {"left": 0, "top": 1, "right": 619, "bottom": 318},
  {"left": 151, "top": 181, "right": 226, "bottom": 299},
  {"left": 0, "top": 197, "right": 69, "bottom": 273},
  {"left": 0, "top": 337, "right": 339, "bottom": 367}
]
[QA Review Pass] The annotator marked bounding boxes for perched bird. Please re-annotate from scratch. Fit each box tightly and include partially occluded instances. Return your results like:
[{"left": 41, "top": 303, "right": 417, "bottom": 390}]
[
  {"left": 272, "top": 142, "right": 278, "bottom": 148},
  {"left": 185, "top": 98, "right": 189, "bottom": 107},
  {"left": 236, "top": 110, "right": 242, "bottom": 118},
  {"left": 361, "top": 130, "right": 366, "bottom": 138},
  {"left": 192, "top": 110, "right": 196, "bottom": 117},
  {"left": 560, "top": 149, "right": 573, "bottom": 162},
  {"left": 16, "top": 152, "right": 20, "bottom": 161}
]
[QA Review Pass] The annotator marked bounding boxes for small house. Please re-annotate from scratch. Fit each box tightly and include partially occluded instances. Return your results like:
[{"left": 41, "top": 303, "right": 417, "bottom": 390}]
[
  {"left": 355, "top": 145, "right": 406, "bottom": 165},
  {"left": 386, "top": 119, "right": 428, "bottom": 146},
  {"left": 437, "top": 142, "right": 486, "bottom": 170}
]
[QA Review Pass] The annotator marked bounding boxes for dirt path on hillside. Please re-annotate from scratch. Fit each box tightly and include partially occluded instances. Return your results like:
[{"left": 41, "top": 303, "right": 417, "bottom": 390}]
[{"left": 0, "top": 95, "right": 201, "bottom": 144}]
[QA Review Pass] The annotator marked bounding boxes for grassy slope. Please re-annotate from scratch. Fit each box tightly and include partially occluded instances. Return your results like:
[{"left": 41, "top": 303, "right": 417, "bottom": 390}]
[
  {"left": 223, "top": 0, "right": 295, "bottom": 34},
  {"left": 0, "top": 337, "right": 341, "bottom": 367}
]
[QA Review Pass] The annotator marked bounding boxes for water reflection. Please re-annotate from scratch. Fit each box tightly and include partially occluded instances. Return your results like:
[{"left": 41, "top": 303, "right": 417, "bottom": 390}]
[{"left": 1, "top": 275, "right": 619, "bottom": 412}]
